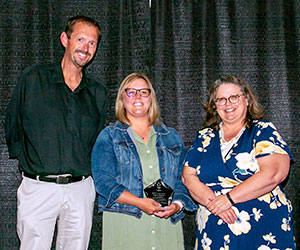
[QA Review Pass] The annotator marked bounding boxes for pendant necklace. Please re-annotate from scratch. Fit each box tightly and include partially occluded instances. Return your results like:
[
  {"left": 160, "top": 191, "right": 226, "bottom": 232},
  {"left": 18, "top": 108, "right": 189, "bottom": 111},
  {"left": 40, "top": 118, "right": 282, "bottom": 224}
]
[{"left": 133, "top": 125, "right": 151, "bottom": 140}]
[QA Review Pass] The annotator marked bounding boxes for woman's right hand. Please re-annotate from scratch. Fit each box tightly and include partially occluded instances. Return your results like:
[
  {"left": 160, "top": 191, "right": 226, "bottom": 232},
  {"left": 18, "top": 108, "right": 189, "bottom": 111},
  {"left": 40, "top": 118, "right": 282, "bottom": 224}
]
[
  {"left": 218, "top": 208, "right": 237, "bottom": 224},
  {"left": 137, "top": 198, "right": 165, "bottom": 215},
  {"left": 117, "top": 191, "right": 164, "bottom": 215}
]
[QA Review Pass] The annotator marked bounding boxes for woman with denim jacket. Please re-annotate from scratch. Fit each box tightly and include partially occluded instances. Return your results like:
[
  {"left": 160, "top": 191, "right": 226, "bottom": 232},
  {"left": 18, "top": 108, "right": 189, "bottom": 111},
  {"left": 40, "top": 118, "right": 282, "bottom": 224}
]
[{"left": 91, "top": 72, "right": 196, "bottom": 250}]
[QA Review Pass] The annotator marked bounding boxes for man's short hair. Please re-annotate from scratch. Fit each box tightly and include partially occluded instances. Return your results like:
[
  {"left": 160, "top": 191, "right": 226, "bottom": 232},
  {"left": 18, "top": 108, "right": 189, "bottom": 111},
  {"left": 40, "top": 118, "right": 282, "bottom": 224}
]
[{"left": 65, "top": 15, "right": 102, "bottom": 43}]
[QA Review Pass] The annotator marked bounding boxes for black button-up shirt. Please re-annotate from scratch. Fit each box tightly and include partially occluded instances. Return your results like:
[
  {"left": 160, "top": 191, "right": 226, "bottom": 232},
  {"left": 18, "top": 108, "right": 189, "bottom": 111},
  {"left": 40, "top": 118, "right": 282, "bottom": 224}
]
[{"left": 5, "top": 63, "right": 107, "bottom": 176}]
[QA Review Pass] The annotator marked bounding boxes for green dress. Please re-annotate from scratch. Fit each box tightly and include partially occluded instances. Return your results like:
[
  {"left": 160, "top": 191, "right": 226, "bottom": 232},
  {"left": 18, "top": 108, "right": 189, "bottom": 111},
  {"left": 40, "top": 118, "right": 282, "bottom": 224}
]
[{"left": 102, "top": 127, "right": 184, "bottom": 250}]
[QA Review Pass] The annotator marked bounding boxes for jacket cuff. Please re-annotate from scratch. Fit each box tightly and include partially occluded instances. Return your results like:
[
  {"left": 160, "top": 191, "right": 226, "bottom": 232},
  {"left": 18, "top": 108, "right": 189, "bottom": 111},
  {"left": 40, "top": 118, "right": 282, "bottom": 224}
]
[
  {"left": 105, "top": 184, "right": 128, "bottom": 208},
  {"left": 170, "top": 210, "right": 184, "bottom": 224},
  {"left": 172, "top": 192, "right": 197, "bottom": 212}
]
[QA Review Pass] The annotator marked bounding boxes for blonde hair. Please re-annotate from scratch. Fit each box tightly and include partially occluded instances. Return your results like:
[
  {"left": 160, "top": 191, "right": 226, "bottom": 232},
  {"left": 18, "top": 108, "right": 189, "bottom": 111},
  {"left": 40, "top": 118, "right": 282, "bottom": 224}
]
[
  {"left": 115, "top": 72, "right": 162, "bottom": 126},
  {"left": 203, "top": 76, "right": 264, "bottom": 130}
]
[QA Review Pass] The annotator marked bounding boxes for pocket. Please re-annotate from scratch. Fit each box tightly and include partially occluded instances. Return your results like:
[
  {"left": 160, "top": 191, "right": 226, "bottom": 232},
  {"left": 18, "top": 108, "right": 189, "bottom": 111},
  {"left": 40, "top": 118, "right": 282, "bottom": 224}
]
[
  {"left": 17, "top": 177, "right": 38, "bottom": 204},
  {"left": 115, "top": 141, "right": 131, "bottom": 165},
  {"left": 166, "top": 145, "right": 183, "bottom": 166},
  {"left": 167, "top": 144, "right": 182, "bottom": 156},
  {"left": 17, "top": 178, "right": 25, "bottom": 201}
]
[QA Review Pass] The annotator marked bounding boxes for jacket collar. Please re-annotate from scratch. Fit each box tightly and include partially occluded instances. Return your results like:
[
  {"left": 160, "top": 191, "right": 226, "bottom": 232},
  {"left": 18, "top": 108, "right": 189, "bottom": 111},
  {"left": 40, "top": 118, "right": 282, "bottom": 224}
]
[{"left": 113, "top": 120, "right": 170, "bottom": 135}]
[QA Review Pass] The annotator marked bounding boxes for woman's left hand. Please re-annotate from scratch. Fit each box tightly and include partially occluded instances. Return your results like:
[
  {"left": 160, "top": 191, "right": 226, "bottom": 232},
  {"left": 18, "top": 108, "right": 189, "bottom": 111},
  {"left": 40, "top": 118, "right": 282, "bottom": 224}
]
[
  {"left": 206, "top": 194, "right": 232, "bottom": 216},
  {"left": 154, "top": 203, "right": 181, "bottom": 219}
]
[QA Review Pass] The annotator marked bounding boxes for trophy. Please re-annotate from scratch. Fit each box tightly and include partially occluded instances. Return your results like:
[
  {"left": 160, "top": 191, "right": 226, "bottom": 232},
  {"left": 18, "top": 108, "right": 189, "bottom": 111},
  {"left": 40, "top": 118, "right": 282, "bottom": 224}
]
[{"left": 144, "top": 179, "right": 174, "bottom": 207}]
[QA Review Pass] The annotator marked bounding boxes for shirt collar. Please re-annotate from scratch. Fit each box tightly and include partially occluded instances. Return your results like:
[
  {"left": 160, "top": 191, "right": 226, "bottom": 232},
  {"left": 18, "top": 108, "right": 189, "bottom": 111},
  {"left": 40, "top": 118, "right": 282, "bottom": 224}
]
[{"left": 49, "top": 63, "right": 88, "bottom": 90}]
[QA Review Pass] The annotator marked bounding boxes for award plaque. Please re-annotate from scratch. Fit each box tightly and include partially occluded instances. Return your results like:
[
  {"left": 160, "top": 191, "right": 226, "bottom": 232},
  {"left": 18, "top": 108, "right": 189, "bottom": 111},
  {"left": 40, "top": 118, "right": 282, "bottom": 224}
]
[{"left": 144, "top": 179, "right": 174, "bottom": 207}]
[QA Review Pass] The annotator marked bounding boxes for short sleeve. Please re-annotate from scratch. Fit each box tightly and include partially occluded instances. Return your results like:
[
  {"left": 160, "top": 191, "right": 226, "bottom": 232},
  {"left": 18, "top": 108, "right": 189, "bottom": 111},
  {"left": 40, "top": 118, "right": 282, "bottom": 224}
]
[
  {"left": 254, "top": 121, "right": 293, "bottom": 160},
  {"left": 184, "top": 128, "right": 216, "bottom": 170}
]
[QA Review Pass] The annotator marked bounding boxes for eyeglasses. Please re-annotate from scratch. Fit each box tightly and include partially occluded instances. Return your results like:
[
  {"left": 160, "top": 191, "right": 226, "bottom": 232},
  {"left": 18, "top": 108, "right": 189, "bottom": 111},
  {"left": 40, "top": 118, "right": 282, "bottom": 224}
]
[
  {"left": 125, "top": 88, "right": 151, "bottom": 97},
  {"left": 214, "top": 94, "right": 245, "bottom": 106}
]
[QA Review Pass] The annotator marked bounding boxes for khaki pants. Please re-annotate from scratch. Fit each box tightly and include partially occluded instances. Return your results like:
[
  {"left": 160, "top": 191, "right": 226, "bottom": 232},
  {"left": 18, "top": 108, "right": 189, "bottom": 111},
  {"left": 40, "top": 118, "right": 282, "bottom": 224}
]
[{"left": 17, "top": 176, "right": 95, "bottom": 250}]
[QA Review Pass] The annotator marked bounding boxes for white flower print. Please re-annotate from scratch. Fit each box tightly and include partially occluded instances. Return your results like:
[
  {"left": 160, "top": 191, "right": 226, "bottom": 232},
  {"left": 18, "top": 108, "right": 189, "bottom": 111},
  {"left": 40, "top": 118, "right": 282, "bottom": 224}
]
[
  {"left": 258, "top": 232, "right": 280, "bottom": 250},
  {"left": 217, "top": 218, "right": 223, "bottom": 225},
  {"left": 263, "top": 233, "right": 276, "bottom": 244},
  {"left": 281, "top": 217, "right": 291, "bottom": 231},
  {"left": 272, "top": 131, "right": 287, "bottom": 146},
  {"left": 287, "top": 200, "right": 293, "bottom": 213},
  {"left": 197, "top": 146, "right": 206, "bottom": 153},
  {"left": 196, "top": 205, "right": 211, "bottom": 234},
  {"left": 258, "top": 193, "right": 271, "bottom": 204},
  {"left": 197, "top": 128, "right": 215, "bottom": 152},
  {"left": 235, "top": 150, "right": 259, "bottom": 172},
  {"left": 272, "top": 186, "right": 287, "bottom": 206},
  {"left": 196, "top": 165, "right": 201, "bottom": 175},
  {"left": 219, "top": 234, "right": 230, "bottom": 250},
  {"left": 218, "top": 176, "right": 241, "bottom": 189},
  {"left": 252, "top": 208, "right": 263, "bottom": 221},
  {"left": 256, "top": 140, "right": 287, "bottom": 156},
  {"left": 258, "top": 185, "right": 288, "bottom": 209},
  {"left": 202, "top": 136, "right": 211, "bottom": 149},
  {"left": 199, "top": 128, "right": 210, "bottom": 135},
  {"left": 201, "top": 232, "right": 212, "bottom": 250},
  {"left": 228, "top": 207, "right": 251, "bottom": 236},
  {"left": 257, "top": 121, "right": 276, "bottom": 130},
  {"left": 257, "top": 246, "right": 280, "bottom": 250}
]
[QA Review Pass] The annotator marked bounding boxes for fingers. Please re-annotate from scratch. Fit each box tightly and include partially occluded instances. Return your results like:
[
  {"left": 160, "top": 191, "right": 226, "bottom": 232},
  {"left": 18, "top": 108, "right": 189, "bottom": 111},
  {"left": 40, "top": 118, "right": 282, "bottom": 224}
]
[
  {"left": 154, "top": 204, "right": 176, "bottom": 218},
  {"left": 154, "top": 208, "right": 173, "bottom": 218},
  {"left": 227, "top": 208, "right": 238, "bottom": 222},
  {"left": 140, "top": 198, "right": 165, "bottom": 215},
  {"left": 206, "top": 195, "right": 232, "bottom": 216},
  {"left": 154, "top": 210, "right": 169, "bottom": 218},
  {"left": 219, "top": 208, "right": 237, "bottom": 224}
]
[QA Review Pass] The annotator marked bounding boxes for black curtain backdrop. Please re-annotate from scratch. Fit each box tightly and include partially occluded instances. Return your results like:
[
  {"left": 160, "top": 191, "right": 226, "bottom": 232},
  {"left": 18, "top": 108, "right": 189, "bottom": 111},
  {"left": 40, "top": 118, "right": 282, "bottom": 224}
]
[{"left": 1, "top": 1, "right": 299, "bottom": 249}]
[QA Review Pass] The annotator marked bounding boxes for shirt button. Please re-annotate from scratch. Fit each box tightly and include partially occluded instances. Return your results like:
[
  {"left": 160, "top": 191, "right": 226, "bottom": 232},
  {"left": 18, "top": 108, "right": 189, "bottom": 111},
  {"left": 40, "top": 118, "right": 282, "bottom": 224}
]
[
  {"left": 152, "top": 247, "right": 155, "bottom": 250},
  {"left": 147, "top": 150, "right": 150, "bottom": 154},
  {"left": 151, "top": 230, "right": 155, "bottom": 234},
  {"left": 149, "top": 165, "right": 153, "bottom": 169}
]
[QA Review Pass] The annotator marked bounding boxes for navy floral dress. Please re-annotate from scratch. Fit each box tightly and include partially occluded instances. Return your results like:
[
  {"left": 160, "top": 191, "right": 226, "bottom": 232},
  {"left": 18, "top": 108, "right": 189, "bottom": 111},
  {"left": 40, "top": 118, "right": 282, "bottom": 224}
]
[{"left": 185, "top": 120, "right": 296, "bottom": 250}]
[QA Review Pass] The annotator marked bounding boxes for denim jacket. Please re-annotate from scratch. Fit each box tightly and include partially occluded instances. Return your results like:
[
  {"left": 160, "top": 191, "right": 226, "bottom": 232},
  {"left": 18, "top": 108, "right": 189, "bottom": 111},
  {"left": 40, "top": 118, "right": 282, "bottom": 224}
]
[{"left": 91, "top": 120, "right": 196, "bottom": 223}]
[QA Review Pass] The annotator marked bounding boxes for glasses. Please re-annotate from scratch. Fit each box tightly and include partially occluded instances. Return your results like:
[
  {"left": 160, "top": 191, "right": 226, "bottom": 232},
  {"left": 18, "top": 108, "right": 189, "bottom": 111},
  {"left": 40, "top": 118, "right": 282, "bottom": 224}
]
[
  {"left": 214, "top": 94, "right": 245, "bottom": 106},
  {"left": 125, "top": 88, "right": 151, "bottom": 97}
]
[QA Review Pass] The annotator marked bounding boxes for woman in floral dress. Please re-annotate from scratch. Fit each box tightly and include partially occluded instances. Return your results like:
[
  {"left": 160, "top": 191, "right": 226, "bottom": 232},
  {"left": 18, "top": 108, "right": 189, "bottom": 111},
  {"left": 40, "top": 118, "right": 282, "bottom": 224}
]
[{"left": 182, "top": 76, "right": 296, "bottom": 250}]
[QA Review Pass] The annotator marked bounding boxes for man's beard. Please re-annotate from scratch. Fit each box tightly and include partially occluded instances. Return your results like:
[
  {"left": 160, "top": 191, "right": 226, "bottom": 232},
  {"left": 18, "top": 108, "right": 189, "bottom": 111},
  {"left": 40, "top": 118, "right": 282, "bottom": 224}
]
[{"left": 74, "top": 50, "right": 92, "bottom": 67}]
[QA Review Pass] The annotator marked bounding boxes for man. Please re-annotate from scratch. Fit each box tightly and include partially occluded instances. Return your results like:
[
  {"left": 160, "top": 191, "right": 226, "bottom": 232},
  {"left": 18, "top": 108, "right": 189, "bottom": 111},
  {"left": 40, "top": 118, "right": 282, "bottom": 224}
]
[{"left": 5, "top": 16, "right": 107, "bottom": 250}]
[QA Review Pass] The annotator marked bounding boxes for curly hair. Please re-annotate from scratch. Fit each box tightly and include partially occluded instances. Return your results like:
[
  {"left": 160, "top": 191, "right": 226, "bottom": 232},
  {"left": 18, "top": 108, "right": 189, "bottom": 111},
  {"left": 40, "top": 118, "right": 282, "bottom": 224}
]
[{"left": 203, "top": 76, "right": 264, "bottom": 130}]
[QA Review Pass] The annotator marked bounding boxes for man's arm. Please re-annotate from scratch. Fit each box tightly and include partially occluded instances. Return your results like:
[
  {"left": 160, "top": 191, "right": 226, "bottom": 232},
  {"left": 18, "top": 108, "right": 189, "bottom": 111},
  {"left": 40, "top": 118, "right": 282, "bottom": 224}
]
[{"left": 5, "top": 77, "right": 24, "bottom": 159}]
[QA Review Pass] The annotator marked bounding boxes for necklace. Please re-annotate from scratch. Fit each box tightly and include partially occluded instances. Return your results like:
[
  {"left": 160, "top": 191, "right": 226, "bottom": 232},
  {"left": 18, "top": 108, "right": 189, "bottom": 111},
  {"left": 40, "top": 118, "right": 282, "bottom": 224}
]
[{"left": 132, "top": 125, "right": 151, "bottom": 140}]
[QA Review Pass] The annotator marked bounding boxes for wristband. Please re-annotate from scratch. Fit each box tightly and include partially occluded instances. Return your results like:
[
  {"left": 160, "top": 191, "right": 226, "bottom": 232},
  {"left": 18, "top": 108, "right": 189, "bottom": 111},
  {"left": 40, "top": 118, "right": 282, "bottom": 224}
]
[{"left": 226, "top": 192, "right": 235, "bottom": 205}]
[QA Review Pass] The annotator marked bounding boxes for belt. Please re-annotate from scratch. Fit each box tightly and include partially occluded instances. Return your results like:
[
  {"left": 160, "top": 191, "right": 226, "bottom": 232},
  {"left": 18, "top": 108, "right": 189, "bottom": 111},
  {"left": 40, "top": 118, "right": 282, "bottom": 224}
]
[{"left": 23, "top": 172, "right": 90, "bottom": 184}]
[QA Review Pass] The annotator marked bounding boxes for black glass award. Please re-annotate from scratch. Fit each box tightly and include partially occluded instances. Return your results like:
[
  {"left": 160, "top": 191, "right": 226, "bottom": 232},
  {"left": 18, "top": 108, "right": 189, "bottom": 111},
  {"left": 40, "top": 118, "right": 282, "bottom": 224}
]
[{"left": 144, "top": 179, "right": 174, "bottom": 207}]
